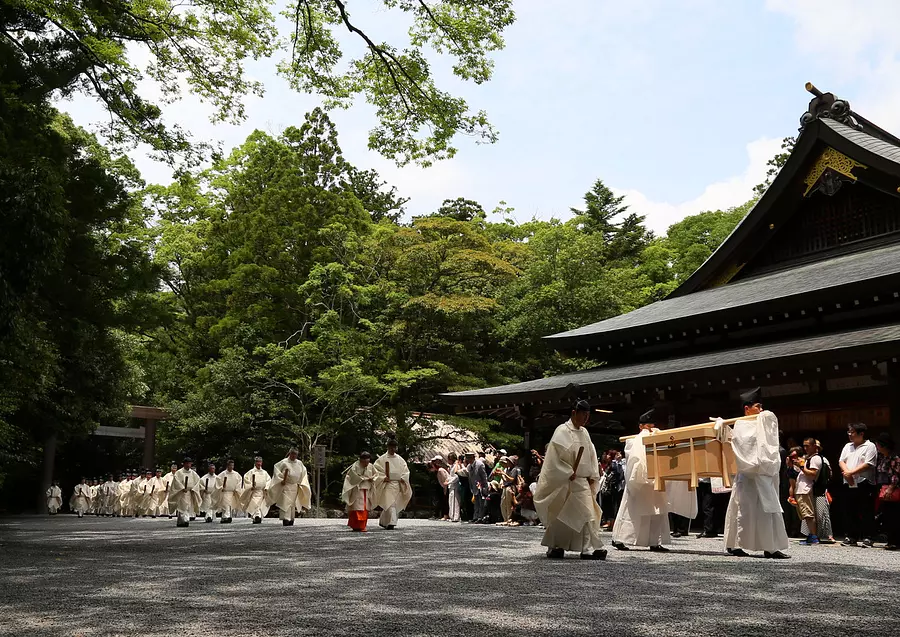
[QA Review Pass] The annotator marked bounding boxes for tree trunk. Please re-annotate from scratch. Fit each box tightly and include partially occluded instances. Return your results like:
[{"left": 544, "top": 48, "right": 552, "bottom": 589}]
[{"left": 38, "top": 430, "right": 57, "bottom": 513}]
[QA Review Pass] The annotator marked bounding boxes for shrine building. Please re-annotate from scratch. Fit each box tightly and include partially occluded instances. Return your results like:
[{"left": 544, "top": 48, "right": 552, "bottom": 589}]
[{"left": 441, "top": 85, "right": 900, "bottom": 458}]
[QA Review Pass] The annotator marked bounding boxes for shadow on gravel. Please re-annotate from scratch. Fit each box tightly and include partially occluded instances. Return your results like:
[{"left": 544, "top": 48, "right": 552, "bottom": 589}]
[{"left": 0, "top": 517, "right": 896, "bottom": 637}]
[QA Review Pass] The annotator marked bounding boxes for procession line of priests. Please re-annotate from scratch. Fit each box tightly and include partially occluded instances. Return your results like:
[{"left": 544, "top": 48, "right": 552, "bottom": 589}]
[
  {"left": 372, "top": 439, "right": 413, "bottom": 529},
  {"left": 722, "top": 388, "right": 790, "bottom": 558},
  {"left": 534, "top": 400, "right": 606, "bottom": 560},
  {"left": 342, "top": 452, "right": 377, "bottom": 532},
  {"left": 612, "top": 409, "right": 697, "bottom": 551}
]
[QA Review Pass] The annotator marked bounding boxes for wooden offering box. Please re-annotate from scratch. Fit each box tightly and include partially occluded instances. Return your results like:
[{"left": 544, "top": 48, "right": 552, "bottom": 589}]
[{"left": 623, "top": 422, "right": 739, "bottom": 491}]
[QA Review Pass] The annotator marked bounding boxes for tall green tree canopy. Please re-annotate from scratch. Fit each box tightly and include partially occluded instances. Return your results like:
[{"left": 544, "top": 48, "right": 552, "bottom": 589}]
[{"left": 1, "top": 0, "right": 515, "bottom": 164}]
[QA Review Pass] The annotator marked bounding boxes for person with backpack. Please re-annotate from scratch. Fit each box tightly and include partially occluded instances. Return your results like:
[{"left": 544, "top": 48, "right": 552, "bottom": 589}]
[
  {"left": 791, "top": 438, "right": 826, "bottom": 545},
  {"left": 803, "top": 440, "right": 835, "bottom": 543}
]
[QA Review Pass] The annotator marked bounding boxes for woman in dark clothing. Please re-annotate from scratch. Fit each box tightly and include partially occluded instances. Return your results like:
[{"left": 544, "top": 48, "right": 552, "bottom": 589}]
[{"left": 875, "top": 433, "right": 900, "bottom": 550}]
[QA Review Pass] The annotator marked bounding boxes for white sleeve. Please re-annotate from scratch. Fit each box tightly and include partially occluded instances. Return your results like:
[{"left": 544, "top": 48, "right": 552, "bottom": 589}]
[
  {"left": 809, "top": 456, "right": 822, "bottom": 472},
  {"left": 839, "top": 444, "right": 851, "bottom": 463},
  {"left": 862, "top": 443, "right": 878, "bottom": 467}
]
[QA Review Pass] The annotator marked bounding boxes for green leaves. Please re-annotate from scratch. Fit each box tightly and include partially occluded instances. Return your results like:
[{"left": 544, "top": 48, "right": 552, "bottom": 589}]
[{"left": 3, "top": 0, "right": 514, "bottom": 166}]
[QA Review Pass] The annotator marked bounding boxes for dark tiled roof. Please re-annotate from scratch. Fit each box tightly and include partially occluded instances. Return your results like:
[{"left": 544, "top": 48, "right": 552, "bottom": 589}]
[
  {"left": 443, "top": 323, "right": 900, "bottom": 405},
  {"left": 823, "top": 119, "right": 900, "bottom": 165},
  {"left": 546, "top": 242, "right": 900, "bottom": 343}
]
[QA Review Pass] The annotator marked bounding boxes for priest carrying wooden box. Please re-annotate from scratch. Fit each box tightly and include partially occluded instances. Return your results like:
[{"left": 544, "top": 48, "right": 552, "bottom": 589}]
[
  {"left": 722, "top": 387, "right": 791, "bottom": 559},
  {"left": 533, "top": 399, "right": 607, "bottom": 560},
  {"left": 612, "top": 408, "right": 697, "bottom": 552}
]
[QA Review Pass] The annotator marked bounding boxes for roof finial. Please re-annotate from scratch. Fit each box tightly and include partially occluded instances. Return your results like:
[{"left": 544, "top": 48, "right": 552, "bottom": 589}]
[{"left": 799, "top": 83, "right": 860, "bottom": 132}]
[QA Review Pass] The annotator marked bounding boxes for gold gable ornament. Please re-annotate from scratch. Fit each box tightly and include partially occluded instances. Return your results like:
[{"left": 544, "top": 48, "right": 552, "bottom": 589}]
[{"left": 803, "top": 147, "right": 866, "bottom": 197}]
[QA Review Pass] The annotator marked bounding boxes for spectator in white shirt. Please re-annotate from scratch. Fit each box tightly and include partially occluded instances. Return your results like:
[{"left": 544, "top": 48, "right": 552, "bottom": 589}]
[
  {"left": 839, "top": 423, "right": 878, "bottom": 547},
  {"left": 791, "top": 438, "right": 822, "bottom": 545}
]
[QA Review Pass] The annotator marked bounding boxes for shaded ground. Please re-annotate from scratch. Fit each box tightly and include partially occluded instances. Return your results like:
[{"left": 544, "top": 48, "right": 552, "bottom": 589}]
[{"left": 1, "top": 516, "right": 898, "bottom": 636}]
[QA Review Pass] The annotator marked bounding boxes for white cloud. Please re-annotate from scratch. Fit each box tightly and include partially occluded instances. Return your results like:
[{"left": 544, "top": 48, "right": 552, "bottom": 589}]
[
  {"left": 766, "top": 0, "right": 900, "bottom": 130},
  {"left": 611, "top": 137, "right": 781, "bottom": 234}
]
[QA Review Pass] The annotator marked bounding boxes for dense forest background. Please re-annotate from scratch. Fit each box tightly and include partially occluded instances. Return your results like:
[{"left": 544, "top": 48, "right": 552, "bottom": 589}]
[{"left": 0, "top": 1, "right": 786, "bottom": 511}]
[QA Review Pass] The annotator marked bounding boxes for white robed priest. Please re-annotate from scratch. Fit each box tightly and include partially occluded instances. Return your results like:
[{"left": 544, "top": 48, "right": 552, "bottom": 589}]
[
  {"left": 373, "top": 438, "right": 412, "bottom": 530},
  {"left": 168, "top": 457, "right": 202, "bottom": 527},
  {"left": 72, "top": 478, "right": 91, "bottom": 518},
  {"left": 721, "top": 387, "right": 790, "bottom": 559},
  {"left": 47, "top": 481, "right": 63, "bottom": 514},
  {"left": 342, "top": 451, "right": 377, "bottom": 532},
  {"left": 160, "top": 463, "right": 178, "bottom": 518},
  {"left": 215, "top": 459, "right": 243, "bottom": 523},
  {"left": 612, "top": 409, "right": 697, "bottom": 552},
  {"left": 533, "top": 400, "right": 606, "bottom": 560},
  {"left": 101, "top": 475, "right": 118, "bottom": 516},
  {"left": 266, "top": 448, "right": 312, "bottom": 526},
  {"left": 198, "top": 463, "right": 218, "bottom": 522},
  {"left": 240, "top": 457, "right": 271, "bottom": 524}
]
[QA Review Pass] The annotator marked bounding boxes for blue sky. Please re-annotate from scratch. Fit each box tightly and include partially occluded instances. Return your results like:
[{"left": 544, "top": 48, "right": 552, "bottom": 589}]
[{"left": 61, "top": 0, "right": 900, "bottom": 233}]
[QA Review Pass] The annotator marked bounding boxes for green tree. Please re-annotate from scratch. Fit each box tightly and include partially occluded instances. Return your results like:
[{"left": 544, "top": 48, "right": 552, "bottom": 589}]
[
  {"left": 661, "top": 199, "right": 755, "bottom": 282},
  {"left": 435, "top": 197, "right": 486, "bottom": 222},
  {"left": 1, "top": 0, "right": 515, "bottom": 165},
  {"left": 0, "top": 81, "right": 156, "bottom": 503},
  {"left": 753, "top": 136, "right": 797, "bottom": 196}
]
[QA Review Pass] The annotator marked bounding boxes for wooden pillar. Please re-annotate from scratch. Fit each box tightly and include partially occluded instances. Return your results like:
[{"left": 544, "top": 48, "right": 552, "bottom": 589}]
[
  {"left": 143, "top": 418, "right": 157, "bottom": 470},
  {"left": 521, "top": 409, "right": 536, "bottom": 477},
  {"left": 888, "top": 362, "right": 900, "bottom": 441},
  {"left": 38, "top": 430, "right": 57, "bottom": 513}
]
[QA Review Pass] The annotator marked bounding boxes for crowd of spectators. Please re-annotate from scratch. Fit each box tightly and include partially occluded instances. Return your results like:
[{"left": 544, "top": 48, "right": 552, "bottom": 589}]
[
  {"left": 424, "top": 422, "right": 900, "bottom": 550},
  {"left": 426, "top": 449, "right": 540, "bottom": 526}
]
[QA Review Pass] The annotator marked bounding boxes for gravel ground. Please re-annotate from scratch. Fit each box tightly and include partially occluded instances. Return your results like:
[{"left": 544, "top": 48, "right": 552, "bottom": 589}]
[{"left": 1, "top": 515, "right": 898, "bottom": 637}]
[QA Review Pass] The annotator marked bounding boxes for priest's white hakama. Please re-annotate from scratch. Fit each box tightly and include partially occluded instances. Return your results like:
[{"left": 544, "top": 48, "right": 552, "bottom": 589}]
[
  {"left": 723, "top": 411, "right": 790, "bottom": 553},
  {"left": 240, "top": 468, "right": 271, "bottom": 520},
  {"left": 612, "top": 429, "right": 698, "bottom": 547},
  {"left": 533, "top": 420, "right": 604, "bottom": 554},
  {"left": 215, "top": 469, "right": 243, "bottom": 520},
  {"left": 266, "top": 458, "right": 311, "bottom": 522},
  {"left": 342, "top": 461, "right": 376, "bottom": 531},
  {"left": 46, "top": 485, "right": 62, "bottom": 514},
  {"left": 168, "top": 467, "right": 202, "bottom": 525},
  {"left": 373, "top": 453, "right": 412, "bottom": 528}
]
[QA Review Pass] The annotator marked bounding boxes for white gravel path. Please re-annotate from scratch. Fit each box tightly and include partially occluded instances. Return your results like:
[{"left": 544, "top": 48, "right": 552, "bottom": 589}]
[{"left": 1, "top": 516, "right": 898, "bottom": 636}]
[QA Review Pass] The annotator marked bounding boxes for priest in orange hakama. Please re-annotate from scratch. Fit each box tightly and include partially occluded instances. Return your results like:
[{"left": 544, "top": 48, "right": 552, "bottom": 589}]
[{"left": 342, "top": 451, "right": 376, "bottom": 532}]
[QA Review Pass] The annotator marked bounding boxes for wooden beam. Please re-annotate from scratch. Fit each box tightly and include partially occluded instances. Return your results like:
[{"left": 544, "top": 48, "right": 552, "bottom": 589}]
[{"left": 130, "top": 405, "right": 168, "bottom": 420}]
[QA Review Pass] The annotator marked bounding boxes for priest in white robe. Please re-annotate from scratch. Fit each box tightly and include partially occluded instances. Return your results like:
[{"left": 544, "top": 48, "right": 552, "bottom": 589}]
[
  {"left": 266, "top": 448, "right": 311, "bottom": 526},
  {"left": 160, "top": 463, "right": 178, "bottom": 518},
  {"left": 47, "top": 481, "right": 63, "bottom": 515},
  {"left": 198, "top": 463, "right": 218, "bottom": 522},
  {"left": 342, "top": 451, "right": 376, "bottom": 532},
  {"left": 115, "top": 473, "right": 131, "bottom": 517},
  {"left": 100, "top": 475, "right": 116, "bottom": 516},
  {"left": 240, "top": 457, "right": 271, "bottom": 524},
  {"left": 147, "top": 469, "right": 166, "bottom": 517},
  {"left": 215, "top": 459, "right": 243, "bottom": 523},
  {"left": 723, "top": 387, "right": 790, "bottom": 559},
  {"left": 373, "top": 439, "right": 412, "bottom": 529},
  {"left": 89, "top": 480, "right": 99, "bottom": 515},
  {"left": 533, "top": 400, "right": 606, "bottom": 560},
  {"left": 72, "top": 478, "right": 91, "bottom": 518},
  {"left": 141, "top": 469, "right": 163, "bottom": 517},
  {"left": 168, "top": 457, "right": 202, "bottom": 527},
  {"left": 612, "top": 409, "right": 697, "bottom": 552}
]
